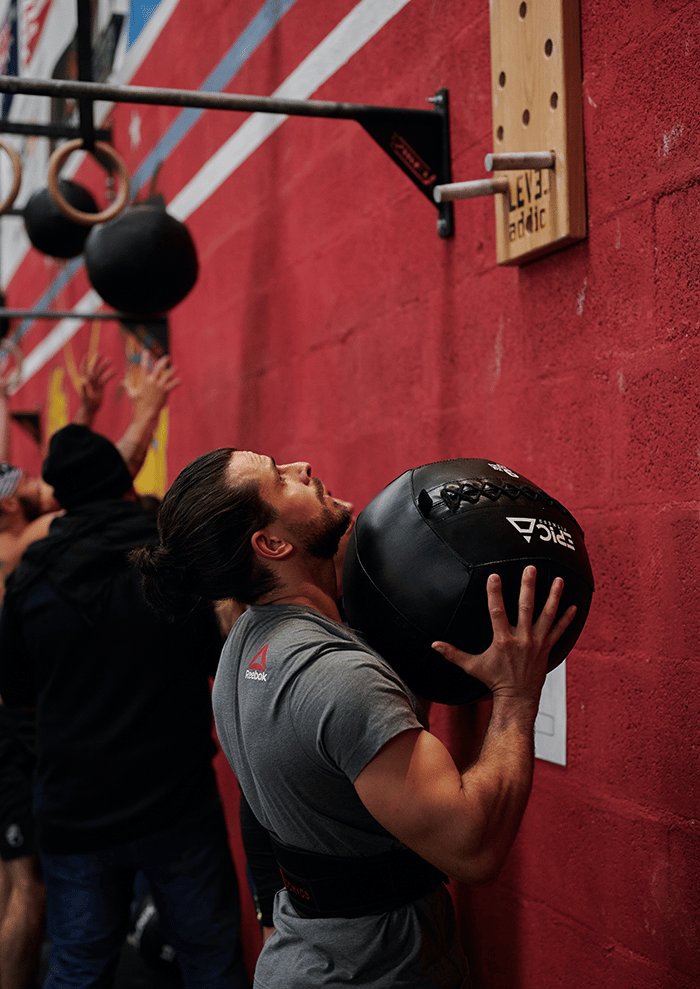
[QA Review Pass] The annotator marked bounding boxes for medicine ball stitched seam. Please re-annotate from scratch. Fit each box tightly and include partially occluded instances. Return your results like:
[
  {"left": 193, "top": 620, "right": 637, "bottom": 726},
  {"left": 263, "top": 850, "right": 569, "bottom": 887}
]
[
  {"left": 432, "top": 479, "right": 575, "bottom": 523},
  {"left": 346, "top": 548, "right": 427, "bottom": 638},
  {"left": 412, "top": 479, "right": 586, "bottom": 602}
]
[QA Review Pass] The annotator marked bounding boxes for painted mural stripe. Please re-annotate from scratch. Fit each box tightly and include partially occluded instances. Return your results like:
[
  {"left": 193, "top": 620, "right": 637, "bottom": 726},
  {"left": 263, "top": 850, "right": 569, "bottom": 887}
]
[
  {"left": 19, "top": 259, "right": 82, "bottom": 324},
  {"left": 16, "top": 0, "right": 413, "bottom": 385},
  {"left": 18, "top": 290, "right": 103, "bottom": 386},
  {"left": 12, "top": 0, "right": 300, "bottom": 339},
  {"left": 128, "top": 0, "right": 301, "bottom": 194},
  {"left": 113, "top": 0, "right": 183, "bottom": 86},
  {"left": 168, "top": 0, "right": 413, "bottom": 220}
]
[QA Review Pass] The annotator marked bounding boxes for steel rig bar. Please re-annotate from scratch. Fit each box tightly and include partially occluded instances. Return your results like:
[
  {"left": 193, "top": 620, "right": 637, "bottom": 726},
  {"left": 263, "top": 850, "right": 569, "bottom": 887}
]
[
  {"left": 0, "top": 122, "right": 111, "bottom": 140},
  {"left": 0, "top": 75, "right": 454, "bottom": 237},
  {"left": 0, "top": 309, "right": 122, "bottom": 318},
  {"left": 0, "top": 309, "right": 169, "bottom": 356}
]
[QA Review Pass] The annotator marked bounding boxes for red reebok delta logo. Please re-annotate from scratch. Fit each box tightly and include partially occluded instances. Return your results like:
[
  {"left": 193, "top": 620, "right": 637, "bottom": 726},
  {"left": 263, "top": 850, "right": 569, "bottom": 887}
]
[
  {"left": 245, "top": 645, "right": 269, "bottom": 681},
  {"left": 249, "top": 645, "right": 268, "bottom": 670}
]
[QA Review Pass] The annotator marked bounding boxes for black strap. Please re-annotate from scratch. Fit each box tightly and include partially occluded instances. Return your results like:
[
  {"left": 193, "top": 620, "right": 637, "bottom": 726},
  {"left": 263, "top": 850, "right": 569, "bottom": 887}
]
[{"left": 270, "top": 836, "right": 447, "bottom": 919}]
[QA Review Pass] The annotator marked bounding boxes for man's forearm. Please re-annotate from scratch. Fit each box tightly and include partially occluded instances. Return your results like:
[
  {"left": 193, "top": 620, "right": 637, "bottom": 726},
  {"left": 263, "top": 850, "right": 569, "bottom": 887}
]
[
  {"left": 72, "top": 399, "right": 97, "bottom": 429},
  {"left": 354, "top": 706, "right": 540, "bottom": 888},
  {"left": 117, "top": 356, "right": 179, "bottom": 478},
  {"left": 115, "top": 411, "right": 161, "bottom": 479},
  {"left": 454, "top": 693, "right": 539, "bottom": 884}
]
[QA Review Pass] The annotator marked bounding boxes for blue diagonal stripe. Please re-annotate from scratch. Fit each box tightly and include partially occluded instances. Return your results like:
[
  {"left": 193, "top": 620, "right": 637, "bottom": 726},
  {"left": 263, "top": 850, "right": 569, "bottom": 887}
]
[
  {"left": 17, "top": 0, "right": 299, "bottom": 340},
  {"left": 130, "top": 0, "right": 299, "bottom": 190}
]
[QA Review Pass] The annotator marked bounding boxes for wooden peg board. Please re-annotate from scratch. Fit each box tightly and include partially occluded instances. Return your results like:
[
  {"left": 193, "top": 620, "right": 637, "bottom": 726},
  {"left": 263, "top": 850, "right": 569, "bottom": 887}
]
[{"left": 489, "top": 0, "right": 586, "bottom": 265}]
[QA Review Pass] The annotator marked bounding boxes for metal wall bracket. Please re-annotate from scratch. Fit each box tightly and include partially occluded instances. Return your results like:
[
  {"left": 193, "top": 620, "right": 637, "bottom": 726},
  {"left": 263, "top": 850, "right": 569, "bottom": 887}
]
[
  {"left": 0, "top": 75, "right": 454, "bottom": 237},
  {"left": 358, "top": 88, "right": 453, "bottom": 238}
]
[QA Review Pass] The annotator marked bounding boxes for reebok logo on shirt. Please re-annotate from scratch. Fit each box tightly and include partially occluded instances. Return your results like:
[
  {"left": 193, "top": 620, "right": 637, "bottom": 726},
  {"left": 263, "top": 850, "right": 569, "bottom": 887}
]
[{"left": 245, "top": 645, "right": 269, "bottom": 681}]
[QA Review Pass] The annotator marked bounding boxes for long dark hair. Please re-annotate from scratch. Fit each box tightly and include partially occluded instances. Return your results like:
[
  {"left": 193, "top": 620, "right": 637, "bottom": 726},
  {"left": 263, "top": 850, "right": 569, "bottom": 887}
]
[{"left": 131, "top": 448, "right": 279, "bottom": 620}]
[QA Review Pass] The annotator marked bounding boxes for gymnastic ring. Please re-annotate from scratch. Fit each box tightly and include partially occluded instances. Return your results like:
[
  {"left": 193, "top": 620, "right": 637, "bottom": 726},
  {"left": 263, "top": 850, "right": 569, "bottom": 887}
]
[
  {"left": 47, "top": 139, "right": 130, "bottom": 226},
  {"left": 0, "top": 339, "right": 24, "bottom": 392},
  {"left": 0, "top": 139, "right": 22, "bottom": 216}
]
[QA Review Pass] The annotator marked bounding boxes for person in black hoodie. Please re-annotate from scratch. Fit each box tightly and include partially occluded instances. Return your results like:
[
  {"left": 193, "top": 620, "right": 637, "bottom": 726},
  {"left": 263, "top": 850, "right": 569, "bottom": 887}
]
[{"left": 0, "top": 425, "right": 250, "bottom": 989}]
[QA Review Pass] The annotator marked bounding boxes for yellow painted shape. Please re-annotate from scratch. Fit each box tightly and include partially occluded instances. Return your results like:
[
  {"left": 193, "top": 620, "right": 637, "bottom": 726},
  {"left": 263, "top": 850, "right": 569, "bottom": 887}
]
[
  {"left": 133, "top": 407, "right": 169, "bottom": 499},
  {"left": 46, "top": 367, "right": 69, "bottom": 440}
]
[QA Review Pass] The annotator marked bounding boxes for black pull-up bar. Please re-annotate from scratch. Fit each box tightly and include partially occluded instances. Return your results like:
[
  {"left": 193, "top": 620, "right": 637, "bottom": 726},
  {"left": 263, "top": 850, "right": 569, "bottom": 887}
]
[{"left": 0, "top": 75, "right": 454, "bottom": 237}]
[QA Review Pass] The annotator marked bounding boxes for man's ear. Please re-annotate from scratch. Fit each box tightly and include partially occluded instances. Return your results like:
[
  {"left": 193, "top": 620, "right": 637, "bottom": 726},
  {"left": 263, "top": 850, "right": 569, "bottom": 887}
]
[{"left": 251, "top": 528, "right": 293, "bottom": 561}]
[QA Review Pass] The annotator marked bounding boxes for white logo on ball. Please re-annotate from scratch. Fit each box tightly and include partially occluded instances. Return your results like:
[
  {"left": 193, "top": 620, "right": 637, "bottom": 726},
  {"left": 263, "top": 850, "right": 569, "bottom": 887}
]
[
  {"left": 507, "top": 517, "right": 575, "bottom": 550},
  {"left": 488, "top": 463, "right": 520, "bottom": 478}
]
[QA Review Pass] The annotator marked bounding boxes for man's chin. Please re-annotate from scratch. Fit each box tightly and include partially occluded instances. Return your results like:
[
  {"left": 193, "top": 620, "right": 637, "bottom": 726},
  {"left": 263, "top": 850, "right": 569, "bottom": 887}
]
[{"left": 299, "top": 505, "right": 354, "bottom": 560}]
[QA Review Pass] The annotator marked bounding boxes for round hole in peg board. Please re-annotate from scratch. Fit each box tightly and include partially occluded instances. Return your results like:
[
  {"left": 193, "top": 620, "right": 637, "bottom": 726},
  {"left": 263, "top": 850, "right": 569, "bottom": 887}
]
[
  {"left": 522, "top": 109, "right": 530, "bottom": 126},
  {"left": 499, "top": 71, "right": 506, "bottom": 87},
  {"left": 545, "top": 38, "right": 553, "bottom": 56},
  {"left": 496, "top": 125, "right": 504, "bottom": 141},
  {"left": 550, "top": 92, "right": 559, "bottom": 109},
  {"left": 519, "top": 2, "right": 527, "bottom": 18}
]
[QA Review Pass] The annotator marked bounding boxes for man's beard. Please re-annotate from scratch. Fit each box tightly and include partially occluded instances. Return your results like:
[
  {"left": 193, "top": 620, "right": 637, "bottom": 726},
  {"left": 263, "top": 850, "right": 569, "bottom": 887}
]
[{"left": 289, "top": 501, "right": 353, "bottom": 560}]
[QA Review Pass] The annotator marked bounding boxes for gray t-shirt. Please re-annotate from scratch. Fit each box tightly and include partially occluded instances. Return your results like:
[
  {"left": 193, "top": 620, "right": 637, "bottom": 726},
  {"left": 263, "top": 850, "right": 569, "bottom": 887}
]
[{"left": 213, "top": 605, "right": 468, "bottom": 989}]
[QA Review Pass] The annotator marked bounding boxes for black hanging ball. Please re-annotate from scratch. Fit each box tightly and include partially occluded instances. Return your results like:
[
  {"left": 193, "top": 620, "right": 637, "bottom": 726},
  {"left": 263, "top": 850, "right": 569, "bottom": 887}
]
[
  {"left": 342, "top": 459, "right": 595, "bottom": 705},
  {"left": 23, "top": 181, "right": 99, "bottom": 258},
  {"left": 84, "top": 203, "right": 199, "bottom": 316}
]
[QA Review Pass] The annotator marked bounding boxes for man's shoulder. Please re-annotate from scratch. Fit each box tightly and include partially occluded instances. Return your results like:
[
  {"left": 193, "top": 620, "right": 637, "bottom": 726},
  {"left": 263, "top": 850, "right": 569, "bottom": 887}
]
[
  {"left": 17, "top": 512, "right": 61, "bottom": 549},
  {"left": 4, "top": 503, "right": 158, "bottom": 603},
  {"left": 243, "top": 604, "right": 367, "bottom": 652},
  {"left": 0, "top": 513, "right": 54, "bottom": 558},
  {"left": 237, "top": 605, "right": 400, "bottom": 694}
]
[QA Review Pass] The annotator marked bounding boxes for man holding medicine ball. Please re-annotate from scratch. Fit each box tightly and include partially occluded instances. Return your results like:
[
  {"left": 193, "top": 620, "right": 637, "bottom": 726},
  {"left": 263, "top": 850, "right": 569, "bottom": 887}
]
[{"left": 133, "top": 448, "right": 576, "bottom": 989}]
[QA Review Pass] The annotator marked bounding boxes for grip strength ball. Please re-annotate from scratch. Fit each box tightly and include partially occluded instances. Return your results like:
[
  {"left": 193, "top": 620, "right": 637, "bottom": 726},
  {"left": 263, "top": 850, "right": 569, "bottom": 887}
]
[
  {"left": 84, "top": 203, "right": 198, "bottom": 316},
  {"left": 23, "top": 181, "right": 99, "bottom": 258},
  {"left": 342, "top": 459, "right": 594, "bottom": 705}
]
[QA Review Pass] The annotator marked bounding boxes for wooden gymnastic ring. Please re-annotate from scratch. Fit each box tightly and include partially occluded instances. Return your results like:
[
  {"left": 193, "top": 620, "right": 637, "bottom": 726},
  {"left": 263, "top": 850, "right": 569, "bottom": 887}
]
[
  {"left": 0, "top": 139, "right": 22, "bottom": 216},
  {"left": 47, "top": 139, "right": 130, "bottom": 226}
]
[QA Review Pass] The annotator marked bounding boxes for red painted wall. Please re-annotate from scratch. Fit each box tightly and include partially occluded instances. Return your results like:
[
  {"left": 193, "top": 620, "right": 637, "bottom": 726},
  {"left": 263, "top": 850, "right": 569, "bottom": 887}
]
[{"left": 4, "top": 1, "right": 699, "bottom": 986}]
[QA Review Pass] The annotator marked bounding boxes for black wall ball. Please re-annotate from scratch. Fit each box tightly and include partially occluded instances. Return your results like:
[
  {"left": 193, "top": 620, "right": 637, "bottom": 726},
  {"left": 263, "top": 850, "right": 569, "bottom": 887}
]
[
  {"left": 342, "top": 459, "right": 594, "bottom": 705},
  {"left": 84, "top": 203, "right": 199, "bottom": 316},
  {"left": 23, "top": 181, "right": 99, "bottom": 258}
]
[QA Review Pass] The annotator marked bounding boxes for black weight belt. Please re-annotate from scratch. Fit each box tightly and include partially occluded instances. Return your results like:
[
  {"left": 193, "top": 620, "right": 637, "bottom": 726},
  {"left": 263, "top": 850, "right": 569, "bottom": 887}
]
[{"left": 270, "top": 836, "right": 447, "bottom": 919}]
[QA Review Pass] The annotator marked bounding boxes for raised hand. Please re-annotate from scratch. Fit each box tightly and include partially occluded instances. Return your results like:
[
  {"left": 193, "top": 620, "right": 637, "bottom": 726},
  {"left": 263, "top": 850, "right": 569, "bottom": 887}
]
[
  {"left": 75, "top": 353, "right": 115, "bottom": 426},
  {"left": 123, "top": 355, "right": 181, "bottom": 423},
  {"left": 432, "top": 566, "right": 577, "bottom": 703}
]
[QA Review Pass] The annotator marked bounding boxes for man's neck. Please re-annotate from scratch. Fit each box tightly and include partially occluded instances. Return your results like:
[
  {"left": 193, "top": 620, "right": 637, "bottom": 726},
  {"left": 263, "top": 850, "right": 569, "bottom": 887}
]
[{"left": 257, "top": 558, "right": 342, "bottom": 624}]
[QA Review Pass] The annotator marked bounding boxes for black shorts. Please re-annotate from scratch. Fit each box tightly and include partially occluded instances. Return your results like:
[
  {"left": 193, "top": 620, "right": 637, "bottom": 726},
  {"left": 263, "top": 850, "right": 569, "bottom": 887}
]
[{"left": 0, "top": 707, "right": 36, "bottom": 861}]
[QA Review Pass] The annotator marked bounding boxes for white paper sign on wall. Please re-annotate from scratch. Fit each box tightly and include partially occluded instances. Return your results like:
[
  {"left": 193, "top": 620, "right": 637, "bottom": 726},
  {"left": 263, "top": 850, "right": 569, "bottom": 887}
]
[{"left": 535, "top": 660, "right": 566, "bottom": 766}]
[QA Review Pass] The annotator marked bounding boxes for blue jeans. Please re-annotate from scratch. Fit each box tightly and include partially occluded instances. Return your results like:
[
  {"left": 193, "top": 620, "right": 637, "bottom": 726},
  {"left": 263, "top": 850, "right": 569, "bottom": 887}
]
[{"left": 40, "top": 807, "right": 251, "bottom": 989}]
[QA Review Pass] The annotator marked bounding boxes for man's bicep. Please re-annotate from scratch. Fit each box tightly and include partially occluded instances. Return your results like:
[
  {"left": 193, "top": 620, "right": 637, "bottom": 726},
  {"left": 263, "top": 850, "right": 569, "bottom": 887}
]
[{"left": 353, "top": 727, "right": 472, "bottom": 870}]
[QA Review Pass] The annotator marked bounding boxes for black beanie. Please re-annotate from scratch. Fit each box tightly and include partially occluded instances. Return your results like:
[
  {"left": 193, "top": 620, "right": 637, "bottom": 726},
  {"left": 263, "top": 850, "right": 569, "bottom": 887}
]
[{"left": 42, "top": 424, "right": 133, "bottom": 509}]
